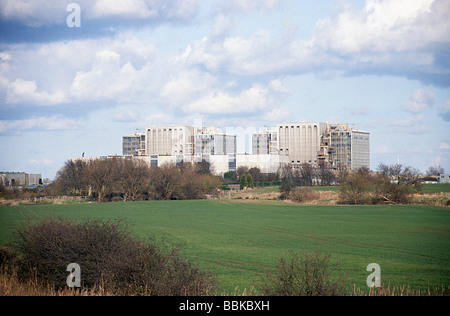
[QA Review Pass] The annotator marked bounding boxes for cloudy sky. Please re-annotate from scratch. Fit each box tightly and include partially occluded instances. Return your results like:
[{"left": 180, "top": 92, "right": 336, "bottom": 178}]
[{"left": 0, "top": 0, "right": 449, "bottom": 179}]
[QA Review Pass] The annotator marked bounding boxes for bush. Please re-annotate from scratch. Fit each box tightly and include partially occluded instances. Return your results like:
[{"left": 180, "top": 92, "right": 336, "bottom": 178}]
[
  {"left": 0, "top": 246, "right": 19, "bottom": 271},
  {"left": 279, "top": 181, "right": 295, "bottom": 200},
  {"left": 338, "top": 172, "right": 372, "bottom": 205},
  {"left": 289, "top": 187, "right": 320, "bottom": 203},
  {"left": 261, "top": 249, "right": 346, "bottom": 296},
  {"left": 12, "top": 217, "right": 214, "bottom": 295}
]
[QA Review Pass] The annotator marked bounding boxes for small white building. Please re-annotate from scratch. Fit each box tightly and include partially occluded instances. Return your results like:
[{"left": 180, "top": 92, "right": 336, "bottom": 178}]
[{"left": 439, "top": 174, "right": 450, "bottom": 183}]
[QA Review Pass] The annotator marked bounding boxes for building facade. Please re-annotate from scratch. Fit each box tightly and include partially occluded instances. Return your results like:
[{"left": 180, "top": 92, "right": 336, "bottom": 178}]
[
  {"left": 440, "top": 174, "right": 450, "bottom": 183},
  {"left": 277, "top": 122, "right": 370, "bottom": 170},
  {"left": 0, "top": 172, "right": 43, "bottom": 188},
  {"left": 146, "top": 126, "right": 196, "bottom": 156},
  {"left": 122, "top": 132, "right": 146, "bottom": 156},
  {"left": 195, "top": 126, "right": 237, "bottom": 156},
  {"left": 278, "top": 122, "right": 329, "bottom": 167},
  {"left": 120, "top": 121, "right": 370, "bottom": 175},
  {"left": 252, "top": 130, "right": 278, "bottom": 155}
]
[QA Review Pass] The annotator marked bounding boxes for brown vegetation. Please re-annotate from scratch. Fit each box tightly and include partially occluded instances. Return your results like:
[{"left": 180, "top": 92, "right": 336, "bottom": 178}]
[
  {"left": 52, "top": 158, "right": 222, "bottom": 202},
  {"left": 2, "top": 218, "right": 215, "bottom": 296}
]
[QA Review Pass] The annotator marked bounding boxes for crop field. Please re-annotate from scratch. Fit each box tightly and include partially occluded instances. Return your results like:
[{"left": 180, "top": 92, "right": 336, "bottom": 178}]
[{"left": 0, "top": 200, "right": 449, "bottom": 294}]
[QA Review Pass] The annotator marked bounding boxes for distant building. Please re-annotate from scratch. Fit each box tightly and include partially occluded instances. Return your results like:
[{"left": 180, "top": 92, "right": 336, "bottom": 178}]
[
  {"left": 278, "top": 122, "right": 370, "bottom": 170},
  {"left": 195, "top": 126, "right": 237, "bottom": 156},
  {"left": 146, "top": 126, "right": 196, "bottom": 156},
  {"left": 122, "top": 132, "right": 146, "bottom": 156},
  {"left": 117, "top": 121, "right": 370, "bottom": 175},
  {"left": 440, "top": 174, "right": 450, "bottom": 183},
  {"left": 252, "top": 130, "right": 278, "bottom": 155},
  {"left": 278, "top": 122, "right": 329, "bottom": 167},
  {"left": 326, "top": 124, "right": 370, "bottom": 170},
  {"left": 0, "top": 172, "right": 43, "bottom": 188}
]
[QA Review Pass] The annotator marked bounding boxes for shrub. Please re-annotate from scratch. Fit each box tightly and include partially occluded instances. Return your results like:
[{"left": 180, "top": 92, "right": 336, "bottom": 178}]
[
  {"left": 279, "top": 181, "right": 295, "bottom": 200},
  {"left": 261, "top": 249, "right": 346, "bottom": 296},
  {"left": 12, "top": 217, "right": 214, "bottom": 295},
  {"left": 289, "top": 187, "right": 320, "bottom": 203},
  {"left": 0, "top": 246, "right": 19, "bottom": 271},
  {"left": 338, "top": 172, "right": 372, "bottom": 205},
  {"left": 240, "top": 174, "right": 248, "bottom": 190}
]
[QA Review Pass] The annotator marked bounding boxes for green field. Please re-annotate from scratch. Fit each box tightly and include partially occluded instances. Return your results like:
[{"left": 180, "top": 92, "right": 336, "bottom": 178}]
[{"left": 1, "top": 200, "right": 449, "bottom": 294}]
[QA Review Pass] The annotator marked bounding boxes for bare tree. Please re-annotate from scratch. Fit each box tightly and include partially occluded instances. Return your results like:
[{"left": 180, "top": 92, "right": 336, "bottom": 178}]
[
  {"left": 426, "top": 164, "right": 444, "bottom": 176},
  {"left": 55, "top": 159, "right": 87, "bottom": 196},
  {"left": 120, "top": 159, "right": 151, "bottom": 201},
  {"left": 85, "top": 158, "right": 121, "bottom": 202}
]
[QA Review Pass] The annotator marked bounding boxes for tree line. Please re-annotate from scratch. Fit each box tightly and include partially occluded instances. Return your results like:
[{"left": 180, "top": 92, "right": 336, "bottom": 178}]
[
  {"left": 52, "top": 158, "right": 222, "bottom": 202},
  {"left": 338, "top": 163, "right": 424, "bottom": 205},
  {"left": 1, "top": 158, "right": 444, "bottom": 205}
]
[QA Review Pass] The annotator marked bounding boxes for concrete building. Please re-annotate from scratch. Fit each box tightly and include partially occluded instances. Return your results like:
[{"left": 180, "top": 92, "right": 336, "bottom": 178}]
[
  {"left": 252, "top": 130, "right": 278, "bottom": 155},
  {"left": 123, "top": 132, "right": 146, "bottom": 156},
  {"left": 440, "top": 174, "right": 450, "bottom": 183},
  {"left": 278, "top": 122, "right": 329, "bottom": 167},
  {"left": 278, "top": 122, "right": 370, "bottom": 170},
  {"left": 195, "top": 126, "right": 237, "bottom": 156},
  {"left": 146, "top": 126, "right": 196, "bottom": 156},
  {"left": 323, "top": 124, "right": 370, "bottom": 170},
  {"left": 1, "top": 172, "right": 43, "bottom": 188},
  {"left": 121, "top": 121, "right": 370, "bottom": 175}
]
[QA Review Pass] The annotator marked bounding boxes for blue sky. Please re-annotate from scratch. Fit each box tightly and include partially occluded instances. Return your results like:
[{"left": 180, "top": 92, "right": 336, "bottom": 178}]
[{"left": 0, "top": 0, "right": 449, "bottom": 179}]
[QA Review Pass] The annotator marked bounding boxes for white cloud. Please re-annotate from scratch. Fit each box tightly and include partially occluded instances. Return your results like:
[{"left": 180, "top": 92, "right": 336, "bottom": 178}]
[
  {"left": 439, "top": 143, "right": 450, "bottom": 150},
  {"left": 1, "top": 77, "right": 66, "bottom": 105},
  {"left": 184, "top": 30, "right": 300, "bottom": 75},
  {"left": 91, "top": 0, "right": 157, "bottom": 19},
  {"left": 70, "top": 49, "right": 140, "bottom": 102},
  {"left": 161, "top": 69, "right": 218, "bottom": 106},
  {"left": 220, "top": 0, "right": 287, "bottom": 13},
  {"left": 402, "top": 89, "right": 436, "bottom": 113},
  {"left": 389, "top": 113, "right": 429, "bottom": 134},
  {"left": 182, "top": 0, "right": 450, "bottom": 85},
  {"left": 312, "top": 0, "right": 446, "bottom": 54},
  {"left": 184, "top": 81, "right": 285, "bottom": 115},
  {"left": 391, "top": 113, "right": 425, "bottom": 127},
  {"left": 0, "top": 116, "right": 79, "bottom": 133}
]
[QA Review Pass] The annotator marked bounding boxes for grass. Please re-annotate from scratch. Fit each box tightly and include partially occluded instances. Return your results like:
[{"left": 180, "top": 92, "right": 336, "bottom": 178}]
[
  {"left": 421, "top": 183, "right": 450, "bottom": 193},
  {"left": 0, "top": 199, "right": 449, "bottom": 294}
]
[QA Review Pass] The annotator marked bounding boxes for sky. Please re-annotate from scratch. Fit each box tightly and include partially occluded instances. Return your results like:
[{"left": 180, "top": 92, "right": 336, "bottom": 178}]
[{"left": 0, "top": 0, "right": 449, "bottom": 180}]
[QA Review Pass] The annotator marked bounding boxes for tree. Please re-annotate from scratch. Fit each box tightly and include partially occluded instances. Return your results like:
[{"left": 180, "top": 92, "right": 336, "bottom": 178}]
[
  {"left": 85, "top": 158, "right": 121, "bottom": 202},
  {"left": 426, "top": 164, "right": 444, "bottom": 177},
  {"left": 148, "top": 163, "right": 222, "bottom": 200},
  {"left": 247, "top": 174, "right": 255, "bottom": 188},
  {"left": 240, "top": 174, "right": 248, "bottom": 190},
  {"left": 248, "top": 167, "right": 262, "bottom": 183},
  {"left": 376, "top": 163, "right": 422, "bottom": 203},
  {"left": 195, "top": 159, "right": 213, "bottom": 175},
  {"left": 236, "top": 166, "right": 249, "bottom": 180},
  {"left": 339, "top": 171, "right": 372, "bottom": 204},
  {"left": 148, "top": 164, "right": 180, "bottom": 200},
  {"left": 119, "top": 159, "right": 151, "bottom": 201},
  {"left": 54, "top": 159, "right": 87, "bottom": 196},
  {"left": 223, "top": 170, "right": 237, "bottom": 182},
  {"left": 318, "top": 167, "right": 335, "bottom": 186},
  {"left": 299, "top": 163, "right": 315, "bottom": 186}
]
